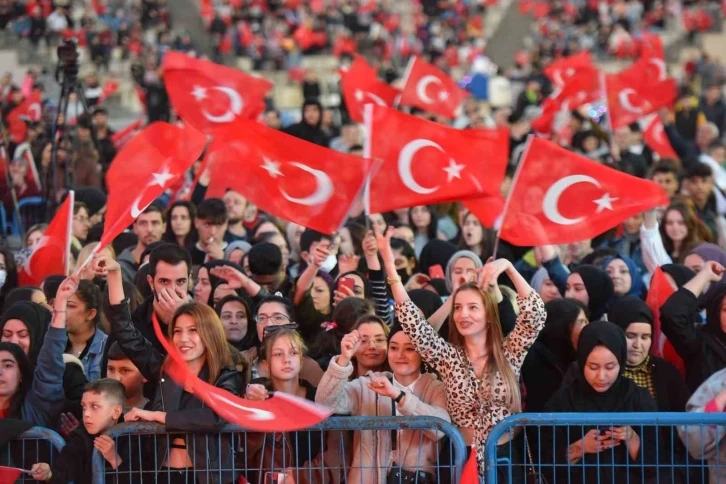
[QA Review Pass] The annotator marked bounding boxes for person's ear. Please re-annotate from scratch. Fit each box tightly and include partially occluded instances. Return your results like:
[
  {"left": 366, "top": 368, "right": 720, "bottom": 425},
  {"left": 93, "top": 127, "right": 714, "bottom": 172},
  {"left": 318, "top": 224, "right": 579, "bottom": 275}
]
[
  {"left": 147, "top": 274, "right": 154, "bottom": 293},
  {"left": 300, "top": 251, "right": 311, "bottom": 264},
  {"left": 112, "top": 404, "right": 123, "bottom": 421},
  {"left": 87, "top": 308, "right": 98, "bottom": 323}
]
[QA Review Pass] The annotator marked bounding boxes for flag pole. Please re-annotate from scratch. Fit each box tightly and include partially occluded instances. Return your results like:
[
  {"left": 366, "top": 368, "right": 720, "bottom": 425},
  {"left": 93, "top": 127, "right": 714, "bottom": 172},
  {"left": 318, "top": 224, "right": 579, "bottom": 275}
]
[
  {"left": 363, "top": 103, "right": 374, "bottom": 230},
  {"left": 599, "top": 72, "right": 614, "bottom": 135},
  {"left": 65, "top": 190, "right": 74, "bottom": 276},
  {"left": 492, "top": 135, "right": 534, "bottom": 259}
]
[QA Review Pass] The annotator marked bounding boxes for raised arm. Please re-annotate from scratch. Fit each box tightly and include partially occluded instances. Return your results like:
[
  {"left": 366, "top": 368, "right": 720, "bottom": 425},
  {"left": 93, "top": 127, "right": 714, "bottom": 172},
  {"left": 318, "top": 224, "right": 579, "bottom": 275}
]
[
  {"left": 93, "top": 254, "right": 164, "bottom": 382},
  {"left": 362, "top": 231, "right": 393, "bottom": 324},
  {"left": 314, "top": 331, "right": 363, "bottom": 415},
  {"left": 24, "top": 277, "right": 77, "bottom": 426},
  {"left": 293, "top": 245, "right": 327, "bottom": 305},
  {"left": 377, "top": 227, "right": 457, "bottom": 367},
  {"left": 479, "top": 259, "right": 546, "bottom": 371},
  {"left": 640, "top": 210, "right": 672, "bottom": 273}
]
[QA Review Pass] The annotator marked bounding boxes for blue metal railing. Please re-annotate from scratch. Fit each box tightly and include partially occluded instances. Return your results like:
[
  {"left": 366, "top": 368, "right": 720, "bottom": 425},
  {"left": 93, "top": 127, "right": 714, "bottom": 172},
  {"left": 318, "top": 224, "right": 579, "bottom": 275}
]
[
  {"left": 484, "top": 412, "right": 726, "bottom": 483},
  {"left": 3, "top": 427, "right": 66, "bottom": 483},
  {"left": 91, "top": 415, "right": 467, "bottom": 483}
]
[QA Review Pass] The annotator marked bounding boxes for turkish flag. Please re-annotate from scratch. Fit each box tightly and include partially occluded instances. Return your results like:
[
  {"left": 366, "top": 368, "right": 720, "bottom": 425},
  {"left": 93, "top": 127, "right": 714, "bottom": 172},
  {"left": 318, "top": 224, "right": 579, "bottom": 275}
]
[
  {"left": 544, "top": 52, "right": 596, "bottom": 88},
  {"left": 532, "top": 70, "right": 601, "bottom": 134},
  {"left": 100, "top": 122, "right": 206, "bottom": 250},
  {"left": 18, "top": 192, "right": 73, "bottom": 286},
  {"left": 646, "top": 267, "right": 685, "bottom": 376},
  {"left": 205, "top": 120, "right": 370, "bottom": 234},
  {"left": 110, "top": 118, "right": 144, "bottom": 151},
  {"left": 604, "top": 70, "right": 677, "bottom": 129},
  {"left": 463, "top": 195, "right": 505, "bottom": 229},
  {"left": 162, "top": 51, "right": 273, "bottom": 133},
  {"left": 641, "top": 115, "right": 678, "bottom": 159},
  {"left": 398, "top": 57, "right": 469, "bottom": 119},
  {"left": 366, "top": 105, "right": 508, "bottom": 213},
  {"left": 0, "top": 466, "right": 24, "bottom": 482},
  {"left": 499, "top": 137, "right": 669, "bottom": 246},
  {"left": 152, "top": 309, "right": 331, "bottom": 431},
  {"left": 459, "top": 446, "right": 479, "bottom": 483},
  {"left": 638, "top": 32, "right": 665, "bottom": 59},
  {"left": 340, "top": 56, "right": 399, "bottom": 123}
]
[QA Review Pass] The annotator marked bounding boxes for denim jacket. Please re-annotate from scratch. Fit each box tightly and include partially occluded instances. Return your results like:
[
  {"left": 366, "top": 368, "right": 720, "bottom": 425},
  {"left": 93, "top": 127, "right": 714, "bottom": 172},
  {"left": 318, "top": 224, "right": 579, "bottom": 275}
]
[{"left": 80, "top": 329, "right": 108, "bottom": 382}]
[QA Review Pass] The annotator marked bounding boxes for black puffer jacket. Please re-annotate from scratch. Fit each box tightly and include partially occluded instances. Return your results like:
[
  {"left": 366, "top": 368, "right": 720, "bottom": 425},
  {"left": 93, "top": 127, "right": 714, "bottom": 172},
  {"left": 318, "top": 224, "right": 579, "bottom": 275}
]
[{"left": 108, "top": 300, "right": 244, "bottom": 484}]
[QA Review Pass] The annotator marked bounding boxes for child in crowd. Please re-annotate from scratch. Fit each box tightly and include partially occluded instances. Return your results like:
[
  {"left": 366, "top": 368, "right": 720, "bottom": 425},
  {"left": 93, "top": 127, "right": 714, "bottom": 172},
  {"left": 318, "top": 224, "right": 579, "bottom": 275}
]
[
  {"left": 31, "top": 379, "right": 126, "bottom": 484},
  {"left": 106, "top": 342, "right": 150, "bottom": 411}
]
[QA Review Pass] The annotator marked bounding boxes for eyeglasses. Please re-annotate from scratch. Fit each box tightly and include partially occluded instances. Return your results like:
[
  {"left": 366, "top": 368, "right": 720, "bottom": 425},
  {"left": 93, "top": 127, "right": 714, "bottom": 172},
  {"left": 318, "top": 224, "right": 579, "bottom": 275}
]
[
  {"left": 255, "top": 313, "right": 291, "bottom": 325},
  {"left": 262, "top": 323, "right": 299, "bottom": 337},
  {"left": 360, "top": 337, "right": 388, "bottom": 348}
]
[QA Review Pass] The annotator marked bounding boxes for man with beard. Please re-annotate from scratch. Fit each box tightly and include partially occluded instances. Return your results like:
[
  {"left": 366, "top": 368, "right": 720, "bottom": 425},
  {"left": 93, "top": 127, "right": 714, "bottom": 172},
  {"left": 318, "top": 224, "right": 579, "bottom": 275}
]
[
  {"left": 223, "top": 189, "right": 248, "bottom": 241},
  {"left": 117, "top": 205, "right": 166, "bottom": 282}
]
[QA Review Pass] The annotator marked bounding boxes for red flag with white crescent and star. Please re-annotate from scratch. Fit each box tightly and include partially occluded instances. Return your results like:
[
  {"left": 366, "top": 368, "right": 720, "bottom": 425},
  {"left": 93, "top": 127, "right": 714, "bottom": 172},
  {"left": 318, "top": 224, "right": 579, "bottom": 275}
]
[
  {"left": 162, "top": 51, "right": 273, "bottom": 133},
  {"left": 640, "top": 114, "right": 679, "bottom": 159},
  {"left": 604, "top": 70, "right": 677, "bottom": 130},
  {"left": 340, "top": 55, "right": 399, "bottom": 123},
  {"left": 99, "top": 122, "right": 207, "bottom": 250},
  {"left": 8, "top": 90, "right": 43, "bottom": 123},
  {"left": 499, "top": 137, "right": 669, "bottom": 246},
  {"left": 18, "top": 191, "right": 73, "bottom": 286},
  {"left": 532, "top": 69, "right": 601, "bottom": 134},
  {"left": 205, "top": 120, "right": 371, "bottom": 234},
  {"left": 543, "top": 52, "right": 597, "bottom": 88},
  {"left": 398, "top": 56, "right": 469, "bottom": 119},
  {"left": 365, "top": 104, "right": 508, "bottom": 214}
]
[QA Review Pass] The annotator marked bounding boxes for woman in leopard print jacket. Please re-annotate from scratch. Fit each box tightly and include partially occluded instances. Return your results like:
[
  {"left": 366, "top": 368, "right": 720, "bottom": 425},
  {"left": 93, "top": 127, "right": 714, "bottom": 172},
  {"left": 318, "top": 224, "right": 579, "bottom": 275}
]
[{"left": 376, "top": 228, "right": 547, "bottom": 480}]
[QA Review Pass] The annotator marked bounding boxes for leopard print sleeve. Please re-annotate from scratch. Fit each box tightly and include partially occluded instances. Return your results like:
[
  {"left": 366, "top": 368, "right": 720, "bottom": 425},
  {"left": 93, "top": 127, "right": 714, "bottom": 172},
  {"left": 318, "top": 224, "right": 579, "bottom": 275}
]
[
  {"left": 395, "top": 299, "right": 457, "bottom": 373},
  {"left": 503, "top": 290, "right": 547, "bottom": 375}
]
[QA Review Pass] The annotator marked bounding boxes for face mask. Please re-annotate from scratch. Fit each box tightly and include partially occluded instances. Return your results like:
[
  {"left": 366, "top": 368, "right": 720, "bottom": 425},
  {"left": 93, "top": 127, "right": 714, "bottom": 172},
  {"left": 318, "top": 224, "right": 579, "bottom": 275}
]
[
  {"left": 0, "top": 270, "right": 5, "bottom": 289},
  {"left": 396, "top": 268, "right": 411, "bottom": 285},
  {"left": 319, "top": 254, "right": 338, "bottom": 273}
]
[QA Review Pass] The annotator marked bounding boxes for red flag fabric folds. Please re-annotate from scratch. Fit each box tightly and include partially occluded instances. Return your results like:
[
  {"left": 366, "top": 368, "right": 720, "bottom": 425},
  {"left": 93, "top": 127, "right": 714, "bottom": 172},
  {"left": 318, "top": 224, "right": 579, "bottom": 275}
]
[
  {"left": 206, "top": 120, "right": 370, "bottom": 234},
  {"left": 366, "top": 105, "right": 508, "bottom": 214},
  {"left": 605, "top": 69, "right": 677, "bottom": 129},
  {"left": 500, "top": 137, "right": 669, "bottom": 246},
  {"left": 398, "top": 57, "right": 469, "bottom": 119},
  {"left": 544, "top": 52, "right": 596, "bottom": 88},
  {"left": 151, "top": 314, "right": 330, "bottom": 431},
  {"left": 162, "top": 51, "right": 273, "bottom": 133},
  {"left": 18, "top": 192, "right": 73, "bottom": 286},
  {"left": 100, "top": 122, "right": 206, "bottom": 249},
  {"left": 340, "top": 56, "right": 399, "bottom": 123},
  {"left": 646, "top": 267, "right": 685, "bottom": 376},
  {"left": 0, "top": 466, "right": 24, "bottom": 482},
  {"left": 641, "top": 115, "right": 678, "bottom": 160}
]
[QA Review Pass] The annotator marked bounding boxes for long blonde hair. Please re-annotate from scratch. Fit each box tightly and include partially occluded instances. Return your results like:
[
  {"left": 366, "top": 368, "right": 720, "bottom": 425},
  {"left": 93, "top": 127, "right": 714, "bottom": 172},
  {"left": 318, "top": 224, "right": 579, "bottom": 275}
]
[
  {"left": 449, "top": 283, "right": 521, "bottom": 413},
  {"left": 170, "top": 303, "right": 233, "bottom": 384}
]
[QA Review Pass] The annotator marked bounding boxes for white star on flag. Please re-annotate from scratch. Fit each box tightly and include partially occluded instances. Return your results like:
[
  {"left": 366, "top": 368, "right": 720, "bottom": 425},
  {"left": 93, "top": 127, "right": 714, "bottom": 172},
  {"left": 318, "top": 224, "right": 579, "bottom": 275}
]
[
  {"left": 438, "top": 91, "right": 449, "bottom": 101},
  {"left": 354, "top": 89, "right": 364, "bottom": 101},
  {"left": 593, "top": 193, "right": 618, "bottom": 213},
  {"left": 152, "top": 168, "right": 175, "bottom": 188},
  {"left": 443, "top": 159, "right": 465, "bottom": 182},
  {"left": 191, "top": 85, "right": 207, "bottom": 102},
  {"left": 261, "top": 158, "right": 284, "bottom": 178}
]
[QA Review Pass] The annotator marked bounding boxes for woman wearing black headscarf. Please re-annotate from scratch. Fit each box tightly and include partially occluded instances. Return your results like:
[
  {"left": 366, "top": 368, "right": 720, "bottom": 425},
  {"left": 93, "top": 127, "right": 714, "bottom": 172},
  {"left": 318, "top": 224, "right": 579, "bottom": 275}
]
[
  {"left": 661, "top": 260, "right": 726, "bottom": 392},
  {"left": 565, "top": 265, "right": 614, "bottom": 320},
  {"left": 1, "top": 301, "right": 87, "bottom": 420},
  {"left": 521, "top": 298, "right": 589, "bottom": 412},
  {"left": 543, "top": 321, "right": 658, "bottom": 483},
  {"left": 608, "top": 296, "right": 698, "bottom": 483}
]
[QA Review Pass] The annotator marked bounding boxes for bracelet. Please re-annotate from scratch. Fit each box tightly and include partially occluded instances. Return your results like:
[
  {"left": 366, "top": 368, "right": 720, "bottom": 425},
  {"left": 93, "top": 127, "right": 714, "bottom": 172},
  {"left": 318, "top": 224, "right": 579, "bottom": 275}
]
[{"left": 386, "top": 276, "right": 402, "bottom": 285}]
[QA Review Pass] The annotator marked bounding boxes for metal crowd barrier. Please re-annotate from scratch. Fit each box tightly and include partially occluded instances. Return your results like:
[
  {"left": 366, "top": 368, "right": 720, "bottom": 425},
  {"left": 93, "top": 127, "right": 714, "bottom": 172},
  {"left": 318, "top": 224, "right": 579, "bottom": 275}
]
[
  {"left": 485, "top": 412, "right": 726, "bottom": 484},
  {"left": 2, "top": 427, "right": 66, "bottom": 483},
  {"left": 91, "top": 415, "right": 467, "bottom": 483}
]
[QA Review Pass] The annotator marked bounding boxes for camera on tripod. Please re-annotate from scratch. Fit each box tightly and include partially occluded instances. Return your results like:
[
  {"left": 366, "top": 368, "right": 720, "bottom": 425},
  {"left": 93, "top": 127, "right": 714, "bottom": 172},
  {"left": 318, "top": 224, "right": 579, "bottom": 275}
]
[{"left": 56, "top": 39, "right": 80, "bottom": 82}]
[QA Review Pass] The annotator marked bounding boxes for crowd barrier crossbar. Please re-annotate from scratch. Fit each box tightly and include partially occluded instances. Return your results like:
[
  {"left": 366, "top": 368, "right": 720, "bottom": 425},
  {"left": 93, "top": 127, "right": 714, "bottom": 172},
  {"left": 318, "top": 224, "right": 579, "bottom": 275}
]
[
  {"left": 91, "top": 415, "right": 467, "bottom": 484},
  {"left": 484, "top": 412, "right": 726, "bottom": 484},
  {"left": 5, "top": 427, "right": 66, "bottom": 482}
]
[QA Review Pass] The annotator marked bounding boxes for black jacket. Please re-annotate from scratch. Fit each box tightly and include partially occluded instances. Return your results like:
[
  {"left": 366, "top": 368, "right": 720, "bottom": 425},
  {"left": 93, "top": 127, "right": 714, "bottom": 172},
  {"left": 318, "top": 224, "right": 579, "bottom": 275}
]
[
  {"left": 109, "top": 300, "right": 244, "bottom": 484},
  {"left": 521, "top": 341, "right": 570, "bottom": 413},
  {"left": 660, "top": 287, "right": 726, "bottom": 393}
]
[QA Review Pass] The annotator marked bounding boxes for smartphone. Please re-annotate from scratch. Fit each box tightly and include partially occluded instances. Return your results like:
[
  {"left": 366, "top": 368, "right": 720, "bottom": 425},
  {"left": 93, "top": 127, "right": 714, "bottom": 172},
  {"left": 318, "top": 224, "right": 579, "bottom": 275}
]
[
  {"left": 599, "top": 426, "right": 613, "bottom": 435},
  {"left": 428, "top": 264, "right": 445, "bottom": 280},
  {"left": 339, "top": 277, "right": 355, "bottom": 293}
]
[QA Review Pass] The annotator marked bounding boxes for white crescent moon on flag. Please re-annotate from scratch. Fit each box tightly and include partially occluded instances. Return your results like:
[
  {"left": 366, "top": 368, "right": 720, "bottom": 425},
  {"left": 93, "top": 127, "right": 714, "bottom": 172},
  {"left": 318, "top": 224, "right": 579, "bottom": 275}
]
[
  {"left": 648, "top": 58, "right": 667, "bottom": 81},
  {"left": 416, "top": 75, "right": 443, "bottom": 104},
  {"left": 618, "top": 88, "right": 643, "bottom": 114},
  {"left": 130, "top": 193, "right": 153, "bottom": 218},
  {"left": 398, "top": 139, "right": 442, "bottom": 195},
  {"left": 280, "top": 162, "right": 334, "bottom": 206},
  {"left": 201, "top": 87, "right": 244, "bottom": 123},
  {"left": 364, "top": 92, "right": 387, "bottom": 106},
  {"left": 542, "top": 175, "right": 601, "bottom": 225},
  {"left": 208, "top": 391, "right": 274, "bottom": 420}
]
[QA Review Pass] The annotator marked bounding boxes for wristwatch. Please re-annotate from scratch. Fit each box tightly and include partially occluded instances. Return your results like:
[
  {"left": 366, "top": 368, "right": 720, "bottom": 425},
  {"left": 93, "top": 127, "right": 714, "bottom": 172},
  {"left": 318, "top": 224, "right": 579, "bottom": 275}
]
[{"left": 394, "top": 391, "right": 406, "bottom": 404}]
